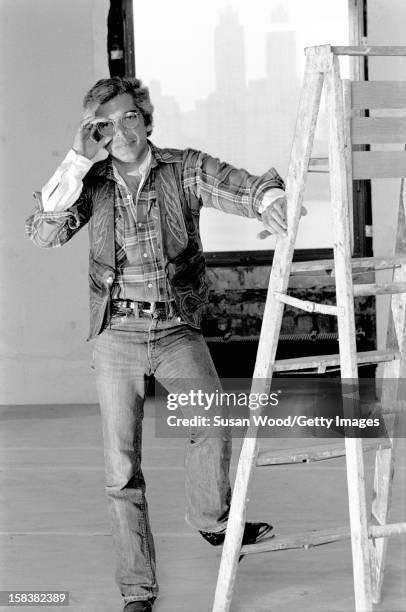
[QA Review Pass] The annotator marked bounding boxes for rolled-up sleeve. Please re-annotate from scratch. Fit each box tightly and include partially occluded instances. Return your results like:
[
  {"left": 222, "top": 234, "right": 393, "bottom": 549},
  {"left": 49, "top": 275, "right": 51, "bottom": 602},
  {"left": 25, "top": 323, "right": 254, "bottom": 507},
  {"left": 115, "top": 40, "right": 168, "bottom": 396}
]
[
  {"left": 25, "top": 190, "right": 89, "bottom": 249},
  {"left": 181, "top": 149, "right": 285, "bottom": 219}
]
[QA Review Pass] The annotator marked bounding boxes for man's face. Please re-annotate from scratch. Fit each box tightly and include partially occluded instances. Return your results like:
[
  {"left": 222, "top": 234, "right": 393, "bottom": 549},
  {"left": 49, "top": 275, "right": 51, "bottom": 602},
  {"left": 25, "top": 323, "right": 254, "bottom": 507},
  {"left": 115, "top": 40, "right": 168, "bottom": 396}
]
[{"left": 95, "top": 93, "right": 149, "bottom": 164}]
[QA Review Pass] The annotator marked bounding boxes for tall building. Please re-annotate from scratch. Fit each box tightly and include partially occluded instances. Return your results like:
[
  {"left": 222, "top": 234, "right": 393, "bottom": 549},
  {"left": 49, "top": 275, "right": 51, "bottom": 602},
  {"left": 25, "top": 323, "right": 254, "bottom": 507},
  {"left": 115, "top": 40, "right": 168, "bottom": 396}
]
[
  {"left": 148, "top": 80, "right": 185, "bottom": 148},
  {"left": 214, "top": 5, "right": 246, "bottom": 96},
  {"left": 244, "top": 9, "right": 300, "bottom": 177},
  {"left": 208, "top": 5, "right": 247, "bottom": 166}
]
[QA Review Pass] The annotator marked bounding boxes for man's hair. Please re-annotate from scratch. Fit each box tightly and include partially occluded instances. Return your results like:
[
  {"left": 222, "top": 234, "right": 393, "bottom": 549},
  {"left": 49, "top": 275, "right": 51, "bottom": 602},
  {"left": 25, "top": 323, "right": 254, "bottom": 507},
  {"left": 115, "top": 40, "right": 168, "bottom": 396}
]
[{"left": 83, "top": 77, "right": 154, "bottom": 135}]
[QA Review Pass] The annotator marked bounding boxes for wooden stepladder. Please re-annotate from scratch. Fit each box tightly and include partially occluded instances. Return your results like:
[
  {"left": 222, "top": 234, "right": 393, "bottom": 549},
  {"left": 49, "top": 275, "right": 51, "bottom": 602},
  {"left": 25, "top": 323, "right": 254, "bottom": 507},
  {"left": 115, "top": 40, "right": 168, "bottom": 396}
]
[{"left": 212, "top": 45, "right": 406, "bottom": 612}]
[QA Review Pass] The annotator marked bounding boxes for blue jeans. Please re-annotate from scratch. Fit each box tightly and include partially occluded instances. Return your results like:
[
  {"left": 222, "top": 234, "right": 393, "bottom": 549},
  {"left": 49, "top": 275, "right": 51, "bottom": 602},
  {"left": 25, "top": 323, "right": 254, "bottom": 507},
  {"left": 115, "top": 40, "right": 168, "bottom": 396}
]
[{"left": 93, "top": 313, "right": 232, "bottom": 604}]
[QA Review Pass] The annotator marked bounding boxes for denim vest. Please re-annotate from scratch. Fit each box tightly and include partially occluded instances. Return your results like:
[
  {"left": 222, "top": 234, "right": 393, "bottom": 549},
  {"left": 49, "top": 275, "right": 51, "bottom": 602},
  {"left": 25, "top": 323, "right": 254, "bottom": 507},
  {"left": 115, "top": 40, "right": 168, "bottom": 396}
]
[{"left": 85, "top": 150, "right": 207, "bottom": 340}]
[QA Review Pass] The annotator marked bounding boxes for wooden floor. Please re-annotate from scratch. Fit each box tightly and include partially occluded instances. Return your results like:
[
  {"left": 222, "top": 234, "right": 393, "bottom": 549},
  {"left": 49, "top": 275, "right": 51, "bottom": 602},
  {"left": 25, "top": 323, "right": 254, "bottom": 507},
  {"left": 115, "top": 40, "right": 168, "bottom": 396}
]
[{"left": 0, "top": 402, "right": 405, "bottom": 612}]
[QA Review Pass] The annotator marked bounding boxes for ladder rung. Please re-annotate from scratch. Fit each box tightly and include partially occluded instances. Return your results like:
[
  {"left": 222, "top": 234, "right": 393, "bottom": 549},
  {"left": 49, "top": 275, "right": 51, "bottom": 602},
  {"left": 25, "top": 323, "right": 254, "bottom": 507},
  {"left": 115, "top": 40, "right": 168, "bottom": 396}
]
[
  {"left": 256, "top": 440, "right": 392, "bottom": 466},
  {"left": 351, "top": 117, "right": 406, "bottom": 145},
  {"left": 308, "top": 157, "right": 329, "bottom": 173},
  {"left": 354, "top": 281, "right": 406, "bottom": 296},
  {"left": 331, "top": 46, "right": 406, "bottom": 57},
  {"left": 353, "top": 150, "right": 406, "bottom": 180},
  {"left": 239, "top": 522, "right": 406, "bottom": 556},
  {"left": 309, "top": 157, "right": 328, "bottom": 166},
  {"left": 240, "top": 526, "right": 350, "bottom": 554},
  {"left": 369, "top": 522, "right": 406, "bottom": 539},
  {"left": 273, "top": 349, "right": 400, "bottom": 372},
  {"left": 352, "top": 81, "right": 406, "bottom": 111},
  {"left": 276, "top": 293, "right": 339, "bottom": 315},
  {"left": 290, "top": 256, "right": 406, "bottom": 274}
]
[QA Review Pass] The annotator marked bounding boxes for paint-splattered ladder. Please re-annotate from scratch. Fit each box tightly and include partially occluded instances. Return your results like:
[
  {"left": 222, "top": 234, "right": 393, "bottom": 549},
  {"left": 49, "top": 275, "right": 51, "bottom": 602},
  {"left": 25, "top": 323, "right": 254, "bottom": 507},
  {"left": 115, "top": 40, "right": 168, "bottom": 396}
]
[{"left": 212, "top": 45, "right": 406, "bottom": 612}]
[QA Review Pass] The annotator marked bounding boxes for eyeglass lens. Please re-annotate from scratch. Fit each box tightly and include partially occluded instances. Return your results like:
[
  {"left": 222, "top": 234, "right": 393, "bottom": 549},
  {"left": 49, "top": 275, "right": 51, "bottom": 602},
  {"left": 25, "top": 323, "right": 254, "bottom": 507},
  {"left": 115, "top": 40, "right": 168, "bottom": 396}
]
[{"left": 96, "top": 112, "right": 140, "bottom": 137}]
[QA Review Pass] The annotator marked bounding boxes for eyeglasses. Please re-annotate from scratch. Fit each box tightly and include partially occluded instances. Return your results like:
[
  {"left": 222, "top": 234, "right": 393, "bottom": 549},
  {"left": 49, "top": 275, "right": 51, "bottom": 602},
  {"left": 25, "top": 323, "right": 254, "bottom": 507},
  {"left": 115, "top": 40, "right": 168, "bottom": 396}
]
[{"left": 95, "top": 111, "right": 141, "bottom": 137}]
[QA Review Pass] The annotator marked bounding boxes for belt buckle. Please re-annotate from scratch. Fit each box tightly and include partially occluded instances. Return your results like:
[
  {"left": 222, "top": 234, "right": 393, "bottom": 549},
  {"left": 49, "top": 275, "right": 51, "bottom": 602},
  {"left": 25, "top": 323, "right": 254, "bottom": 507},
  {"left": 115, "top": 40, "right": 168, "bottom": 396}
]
[{"left": 141, "top": 301, "right": 156, "bottom": 315}]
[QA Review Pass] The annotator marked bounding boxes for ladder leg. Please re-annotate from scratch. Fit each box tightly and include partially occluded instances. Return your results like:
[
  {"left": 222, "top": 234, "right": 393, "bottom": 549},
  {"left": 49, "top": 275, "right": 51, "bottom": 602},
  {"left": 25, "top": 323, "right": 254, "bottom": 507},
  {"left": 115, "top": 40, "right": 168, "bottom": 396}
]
[
  {"left": 343, "top": 439, "right": 373, "bottom": 612},
  {"left": 211, "top": 48, "right": 327, "bottom": 612},
  {"left": 370, "top": 414, "right": 397, "bottom": 604},
  {"left": 326, "top": 55, "right": 373, "bottom": 612},
  {"left": 371, "top": 177, "right": 406, "bottom": 602}
]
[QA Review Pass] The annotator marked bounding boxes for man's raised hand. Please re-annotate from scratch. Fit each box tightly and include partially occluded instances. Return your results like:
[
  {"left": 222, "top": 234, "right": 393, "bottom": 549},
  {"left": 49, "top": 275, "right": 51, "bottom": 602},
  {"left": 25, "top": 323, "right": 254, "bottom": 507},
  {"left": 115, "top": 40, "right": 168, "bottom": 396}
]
[{"left": 73, "top": 117, "right": 112, "bottom": 160}]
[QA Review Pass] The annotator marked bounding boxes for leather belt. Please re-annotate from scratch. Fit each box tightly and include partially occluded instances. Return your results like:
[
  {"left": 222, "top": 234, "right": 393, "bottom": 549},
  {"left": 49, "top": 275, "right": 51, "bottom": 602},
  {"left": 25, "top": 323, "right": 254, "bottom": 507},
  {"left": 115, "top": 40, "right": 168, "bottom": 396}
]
[{"left": 110, "top": 298, "right": 178, "bottom": 319}]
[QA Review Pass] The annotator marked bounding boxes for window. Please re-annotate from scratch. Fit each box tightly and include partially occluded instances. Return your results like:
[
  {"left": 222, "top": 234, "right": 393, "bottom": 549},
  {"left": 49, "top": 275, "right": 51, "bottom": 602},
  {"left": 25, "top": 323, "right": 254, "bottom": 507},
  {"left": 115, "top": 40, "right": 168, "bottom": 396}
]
[{"left": 134, "top": 1, "right": 351, "bottom": 252}]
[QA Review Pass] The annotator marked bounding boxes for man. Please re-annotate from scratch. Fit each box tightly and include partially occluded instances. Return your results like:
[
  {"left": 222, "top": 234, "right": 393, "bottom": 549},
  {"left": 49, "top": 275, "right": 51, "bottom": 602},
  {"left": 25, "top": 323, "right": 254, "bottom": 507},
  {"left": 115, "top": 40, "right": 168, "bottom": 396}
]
[{"left": 26, "top": 77, "right": 287, "bottom": 612}]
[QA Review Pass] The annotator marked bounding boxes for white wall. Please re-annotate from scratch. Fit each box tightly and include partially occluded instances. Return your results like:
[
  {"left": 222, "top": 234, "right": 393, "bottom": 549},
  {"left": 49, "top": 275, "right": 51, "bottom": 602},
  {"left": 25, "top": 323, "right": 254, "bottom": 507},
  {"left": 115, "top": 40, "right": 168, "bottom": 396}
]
[
  {"left": 367, "top": 0, "right": 406, "bottom": 349},
  {"left": 0, "top": 0, "right": 109, "bottom": 404}
]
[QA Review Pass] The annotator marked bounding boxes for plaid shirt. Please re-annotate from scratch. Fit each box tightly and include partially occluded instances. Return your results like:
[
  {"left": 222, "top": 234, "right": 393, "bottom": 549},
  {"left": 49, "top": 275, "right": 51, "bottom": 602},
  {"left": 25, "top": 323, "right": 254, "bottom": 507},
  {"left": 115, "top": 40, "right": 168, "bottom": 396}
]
[
  {"left": 26, "top": 142, "right": 285, "bottom": 304},
  {"left": 111, "top": 150, "right": 173, "bottom": 301},
  {"left": 112, "top": 143, "right": 286, "bottom": 302}
]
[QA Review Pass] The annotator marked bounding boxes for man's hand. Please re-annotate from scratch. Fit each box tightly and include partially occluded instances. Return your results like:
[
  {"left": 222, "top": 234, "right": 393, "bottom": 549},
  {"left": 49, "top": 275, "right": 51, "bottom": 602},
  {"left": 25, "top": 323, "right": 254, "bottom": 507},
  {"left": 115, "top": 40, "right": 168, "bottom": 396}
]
[
  {"left": 258, "top": 195, "right": 307, "bottom": 239},
  {"left": 260, "top": 195, "right": 287, "bottom": 236},
  {"left": 73, "top": 117, "right": 112, "bottom": 160}
]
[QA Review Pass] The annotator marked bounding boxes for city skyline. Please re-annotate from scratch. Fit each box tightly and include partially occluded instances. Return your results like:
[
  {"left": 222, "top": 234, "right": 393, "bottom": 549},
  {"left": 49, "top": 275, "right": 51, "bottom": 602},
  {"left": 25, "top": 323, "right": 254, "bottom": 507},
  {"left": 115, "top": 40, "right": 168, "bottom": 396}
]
[
  {"left": 149, "top": 6, "right": 321, "bottom": 175},
  {"left": 135, "top": 4, "right": 345, "bottom": 251},
  {"left": 134, "top": 0, "right": 348, "bottom": 111}
]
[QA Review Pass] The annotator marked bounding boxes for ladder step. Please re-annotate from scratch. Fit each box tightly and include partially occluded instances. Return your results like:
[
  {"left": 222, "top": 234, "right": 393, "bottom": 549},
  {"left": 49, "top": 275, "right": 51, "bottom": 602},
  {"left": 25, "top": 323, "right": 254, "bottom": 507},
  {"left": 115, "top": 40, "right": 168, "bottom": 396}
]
[
  {"left": 290, "top": 255, "right": 406, "bottom": 274},
  {"left": 354, "top": 281, "right": 406, "bottom": 296},
  {"left": 309, "top": 157, "right": 328, "bottom": 166},
  {"left": 256, "top": 439, "right": 392, "bottom": 466},
  {"left": 308, "top": 157, "right": 329, "bottom": 173},
  {"left": 369, "top": 522, "right": 406, "bottom": 539},
  {"left": 332, "top": 45, "right": 406, "bottom": 57},
  {"left": 276, "top": 293, "right": 339, "bottom": 315},
  {"left": 240, "top": 526, "right": 350, "bottom": 555},
  {"left": 274, "top": 349, "right": 400, "bottom": 372},
  {"left": 240, "top": 522, "right": 406, "bottom": 556}
]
